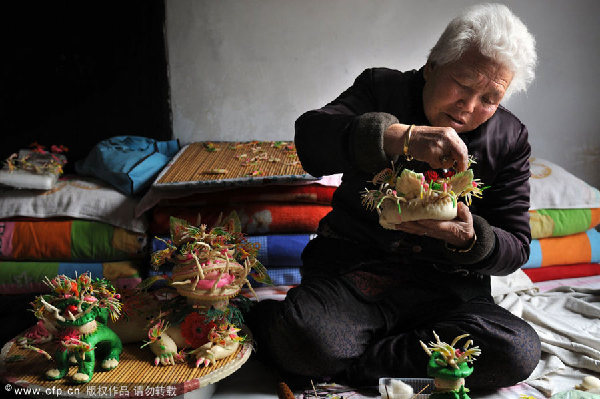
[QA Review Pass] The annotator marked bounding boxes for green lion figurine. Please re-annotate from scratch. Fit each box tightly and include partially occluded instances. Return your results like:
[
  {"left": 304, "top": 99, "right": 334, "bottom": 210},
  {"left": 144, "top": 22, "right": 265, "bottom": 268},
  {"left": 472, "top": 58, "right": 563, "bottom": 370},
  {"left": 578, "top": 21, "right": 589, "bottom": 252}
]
[
  {"left": 26, "top": 273, "right": 123, "bottom": 384},
  {"left": 420, "top": 331, "right": 481, "bottom": 399}
]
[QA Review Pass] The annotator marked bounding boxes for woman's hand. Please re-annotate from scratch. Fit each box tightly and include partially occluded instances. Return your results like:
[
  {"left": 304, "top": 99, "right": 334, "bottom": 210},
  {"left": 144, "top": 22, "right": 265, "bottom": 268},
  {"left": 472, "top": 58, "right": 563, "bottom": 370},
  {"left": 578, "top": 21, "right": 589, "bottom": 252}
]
[
  {"left": 394, "top": 202, "right": 475, "bottom": 248},
  {"left": 383, "top": 124, "right": 469, "bottom": 172}
]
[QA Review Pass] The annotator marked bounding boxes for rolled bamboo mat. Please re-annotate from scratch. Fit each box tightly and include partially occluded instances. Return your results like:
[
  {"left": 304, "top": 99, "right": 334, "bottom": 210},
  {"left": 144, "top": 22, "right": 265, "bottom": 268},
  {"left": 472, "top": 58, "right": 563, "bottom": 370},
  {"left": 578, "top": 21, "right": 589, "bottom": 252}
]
[
  {"left": 1, "top": 335, "right": 252, "bottom": 398},
  {"left": 154, "top": 141, "right": 315, "bottom": 188}
]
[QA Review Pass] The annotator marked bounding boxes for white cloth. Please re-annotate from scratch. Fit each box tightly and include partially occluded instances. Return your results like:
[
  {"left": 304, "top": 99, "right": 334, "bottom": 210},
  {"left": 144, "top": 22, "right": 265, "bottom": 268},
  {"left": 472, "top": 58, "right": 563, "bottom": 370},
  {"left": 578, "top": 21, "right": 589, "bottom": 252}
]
[{"left": 493, "top": 273, "right": 600, "bottom": 397}]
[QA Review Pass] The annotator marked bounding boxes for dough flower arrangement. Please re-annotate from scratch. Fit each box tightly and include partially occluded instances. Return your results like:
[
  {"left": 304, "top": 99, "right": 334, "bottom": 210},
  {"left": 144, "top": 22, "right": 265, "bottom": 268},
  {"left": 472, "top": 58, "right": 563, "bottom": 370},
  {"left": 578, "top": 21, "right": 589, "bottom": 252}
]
[
  {"left": 420, "top": 331, "right": 481, "bottom": 399},
  {"left": 18, "top": 273, "right": 123, "bottom": 384},
  {"left": 150, "top": 214, "right": 271, "bottom": 303},
  {"left": 362, "top": 158, "right": 486, "bottom": 228},
  {"left": 136, "top": 214, "right": 270, "bottom": 367},
  {"left": 4, "top": 142, "right": 68, "bottom": 175}
]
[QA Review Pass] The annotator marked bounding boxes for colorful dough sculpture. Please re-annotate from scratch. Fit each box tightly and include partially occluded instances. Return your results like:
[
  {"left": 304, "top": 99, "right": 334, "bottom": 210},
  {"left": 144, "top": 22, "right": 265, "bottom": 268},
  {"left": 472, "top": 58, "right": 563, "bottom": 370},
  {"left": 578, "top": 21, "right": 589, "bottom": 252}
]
[
  {"left": 15, "top": 214, "right": 270, "bottom": 383},
  {"left": 420, "top": 331, "right": 481, "bottom": 399},
  {"left": 20, "top": 273, "right": 122, "bottom": 384},
  {"left": 362, "top": 163, "right": 485, "bottom": 228},
  {"left": 135, "top": 214, "right": 270, "bottom": 367}
]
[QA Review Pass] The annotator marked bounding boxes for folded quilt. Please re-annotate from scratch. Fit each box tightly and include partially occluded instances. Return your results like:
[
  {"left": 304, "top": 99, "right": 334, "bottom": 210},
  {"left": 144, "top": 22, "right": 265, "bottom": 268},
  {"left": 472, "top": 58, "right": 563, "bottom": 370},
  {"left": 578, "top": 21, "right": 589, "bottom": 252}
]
[
  {"left": 157, "top": 184, "right": 335, "bottom": 206},
  {"left": 0, "top": 219, "right": 146, "bottom": 261},
  {"left": 523, "top": 228, "right": 600, "bottom": 268},
  {"left": 135, "top": 173, "right": 342, "bottom": 217},
  {"left": 247, "top": 234, "right": 315, "bottom": 267},
  {"left": 150, "top": 203, "right": 331, "bottom": 234},
  {"left": 523, "top": 263, "right": 600, "bottom": 283},
  {"left": 0, "top": 175, "right": 148, "bottom": 233},
  {"left": 0, "top": 260, "right": 142, "bottom": 294},
  {"left": 530, "top": 208, "right": 600, "bottom": 239}
]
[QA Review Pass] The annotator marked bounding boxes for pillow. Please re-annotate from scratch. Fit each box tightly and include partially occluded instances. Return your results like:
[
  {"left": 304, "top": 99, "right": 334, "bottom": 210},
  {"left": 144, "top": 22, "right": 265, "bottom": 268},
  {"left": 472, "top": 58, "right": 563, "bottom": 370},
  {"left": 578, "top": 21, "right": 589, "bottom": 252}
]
[
  {"left": 522, "top": 228, "right": 600, "bottom": 268},
  {"left": 529, "top": 208, "right": 600, "bottom": 239},
  {"left": 0, "top": 175, "right": 148, "bottom": 233},
  {"left": 529, "top": 157, "right": 600, "bottom": 210}
]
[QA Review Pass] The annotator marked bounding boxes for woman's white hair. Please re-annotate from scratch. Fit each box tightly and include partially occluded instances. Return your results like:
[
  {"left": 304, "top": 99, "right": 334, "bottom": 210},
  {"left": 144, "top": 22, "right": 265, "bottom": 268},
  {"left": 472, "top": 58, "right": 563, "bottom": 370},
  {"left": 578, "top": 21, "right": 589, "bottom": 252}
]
[{"left": 428, "top": 3, "right": 537, "bottom": 99}]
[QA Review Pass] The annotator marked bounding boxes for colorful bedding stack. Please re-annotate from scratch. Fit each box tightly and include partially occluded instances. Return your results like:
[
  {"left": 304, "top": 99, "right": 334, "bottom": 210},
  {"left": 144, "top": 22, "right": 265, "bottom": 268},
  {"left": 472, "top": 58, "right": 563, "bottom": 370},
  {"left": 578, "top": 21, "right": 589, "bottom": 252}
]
[
  {"left": 522, "top": 158, "right": 600, "bottom": 282},
  {"left": 0, "top": 176, "right": 148, "bottom": 294},
  {"left": 143, "top": 141, "right": 340, "bottom": 286}
]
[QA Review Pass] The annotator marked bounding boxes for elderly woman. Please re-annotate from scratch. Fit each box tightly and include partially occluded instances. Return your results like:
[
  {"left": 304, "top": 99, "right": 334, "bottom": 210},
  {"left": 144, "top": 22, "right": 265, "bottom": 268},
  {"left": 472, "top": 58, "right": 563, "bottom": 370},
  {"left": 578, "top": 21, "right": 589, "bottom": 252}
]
[{"left": 249, "top": 3, "right": 540, "bottom": 389}]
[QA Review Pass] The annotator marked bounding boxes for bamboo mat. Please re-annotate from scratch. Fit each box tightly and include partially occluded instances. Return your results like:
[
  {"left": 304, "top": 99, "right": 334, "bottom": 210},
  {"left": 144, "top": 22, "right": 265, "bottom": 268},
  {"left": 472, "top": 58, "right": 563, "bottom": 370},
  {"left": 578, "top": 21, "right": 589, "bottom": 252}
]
[
  {"left": 154, "top": 141, "right": 316, "bottom": 188},
  {"left": 1, "top": 337, "right": 252, "bottom": 398}
]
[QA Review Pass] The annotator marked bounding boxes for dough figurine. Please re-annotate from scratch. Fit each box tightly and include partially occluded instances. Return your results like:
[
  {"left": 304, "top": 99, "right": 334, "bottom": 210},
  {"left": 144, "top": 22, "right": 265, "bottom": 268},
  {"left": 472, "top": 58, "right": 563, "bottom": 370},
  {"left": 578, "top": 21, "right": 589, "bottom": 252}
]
[
  {"left": 420, "top": 331, "right": 481, "bottom": 399},
  {"left": 20, "top": 273, "right": 122, "bottom": 384},
  {"left": 362, "top": 159, "right": 485, "bottom": 229},
  {"left": 116, "top": 214, "right": 270, "bottom": 368},
  {"left": 575, "top": 375, "right": 600, "bottom": 393}
]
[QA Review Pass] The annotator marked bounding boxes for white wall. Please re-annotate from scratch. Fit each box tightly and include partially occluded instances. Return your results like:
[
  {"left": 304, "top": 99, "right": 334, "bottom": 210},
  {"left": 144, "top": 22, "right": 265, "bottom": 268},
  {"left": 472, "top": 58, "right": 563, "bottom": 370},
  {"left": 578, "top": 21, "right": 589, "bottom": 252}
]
[{"left": 166, "top": 0, "right": 600, "bottom": 188}]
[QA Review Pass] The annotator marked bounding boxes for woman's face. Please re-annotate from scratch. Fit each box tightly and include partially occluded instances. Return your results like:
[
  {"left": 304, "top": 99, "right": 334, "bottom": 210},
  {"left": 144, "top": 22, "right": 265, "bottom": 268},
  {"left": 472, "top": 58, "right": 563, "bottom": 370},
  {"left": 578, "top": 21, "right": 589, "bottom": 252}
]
[{"left": 422, "top": 48, "right": 514, "bottom": 133}]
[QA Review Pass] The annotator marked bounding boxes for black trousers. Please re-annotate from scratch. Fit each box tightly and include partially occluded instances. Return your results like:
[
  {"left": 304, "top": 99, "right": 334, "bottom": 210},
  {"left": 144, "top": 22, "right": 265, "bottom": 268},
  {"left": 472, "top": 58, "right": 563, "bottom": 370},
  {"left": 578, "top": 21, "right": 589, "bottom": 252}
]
[{"left": 248, "top": 272, "right": 540, "bottom": 390}]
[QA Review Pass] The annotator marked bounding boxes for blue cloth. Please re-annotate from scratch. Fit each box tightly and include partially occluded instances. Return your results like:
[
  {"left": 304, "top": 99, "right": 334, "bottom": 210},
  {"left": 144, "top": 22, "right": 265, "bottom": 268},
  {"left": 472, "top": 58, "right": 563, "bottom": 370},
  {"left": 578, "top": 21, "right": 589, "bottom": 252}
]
[{"left": 76, "top": 136, "right": 179, "bottom": 195}]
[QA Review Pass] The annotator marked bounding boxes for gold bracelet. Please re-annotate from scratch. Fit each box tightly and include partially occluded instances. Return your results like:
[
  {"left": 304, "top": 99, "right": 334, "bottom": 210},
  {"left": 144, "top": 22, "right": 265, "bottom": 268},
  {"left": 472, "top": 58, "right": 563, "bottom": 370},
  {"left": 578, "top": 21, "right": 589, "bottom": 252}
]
[
  {"left": 445, "top": 233, "right": 477, "bottom": 253},
  {"left": 403, "top": 124, "right": 414, "bottom": 161}
]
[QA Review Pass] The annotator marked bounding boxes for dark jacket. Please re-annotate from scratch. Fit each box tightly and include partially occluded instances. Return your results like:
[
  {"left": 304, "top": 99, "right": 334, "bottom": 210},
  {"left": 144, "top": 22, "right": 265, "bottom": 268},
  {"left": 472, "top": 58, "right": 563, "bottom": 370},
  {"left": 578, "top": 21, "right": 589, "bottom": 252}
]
[{"left": 294, "top": 67, "right": 531, "bottom": 298}]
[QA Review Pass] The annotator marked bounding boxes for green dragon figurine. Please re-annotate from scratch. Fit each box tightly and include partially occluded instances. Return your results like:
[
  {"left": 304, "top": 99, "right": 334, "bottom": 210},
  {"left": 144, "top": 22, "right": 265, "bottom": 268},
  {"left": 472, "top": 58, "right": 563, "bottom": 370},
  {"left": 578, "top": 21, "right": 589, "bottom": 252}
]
[
  {"left": 25, "top": 273, "right": 123, "bottom": 384},
  {"left": 420, "top": 331, "right": 481, "bottom": 399}
]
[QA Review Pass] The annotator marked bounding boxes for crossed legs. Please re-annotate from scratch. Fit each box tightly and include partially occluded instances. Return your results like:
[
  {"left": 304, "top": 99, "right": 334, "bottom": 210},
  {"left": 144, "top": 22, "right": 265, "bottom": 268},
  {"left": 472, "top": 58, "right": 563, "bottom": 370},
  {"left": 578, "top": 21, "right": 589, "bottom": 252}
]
[{"left": 248, "top": 275, "right": 540, "bottom": 389}]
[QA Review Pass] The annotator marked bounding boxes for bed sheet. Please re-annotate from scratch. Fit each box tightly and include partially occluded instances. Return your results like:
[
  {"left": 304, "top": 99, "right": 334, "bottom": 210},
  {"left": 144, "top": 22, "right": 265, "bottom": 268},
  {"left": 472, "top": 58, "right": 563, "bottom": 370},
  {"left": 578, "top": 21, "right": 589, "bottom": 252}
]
[
  {"left": 223, "top": 274, "right": 600, "bottom": 399},
  {"left": 493, "top": 275, "right": 600, "bottom": 398}
]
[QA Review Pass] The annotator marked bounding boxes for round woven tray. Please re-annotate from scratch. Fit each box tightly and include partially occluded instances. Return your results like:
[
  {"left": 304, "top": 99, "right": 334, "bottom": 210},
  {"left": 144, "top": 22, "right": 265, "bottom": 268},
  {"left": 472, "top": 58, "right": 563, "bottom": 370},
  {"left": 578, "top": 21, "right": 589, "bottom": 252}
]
[{"left": 0, "top": 328, "right": 253, "bottom": 398}]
